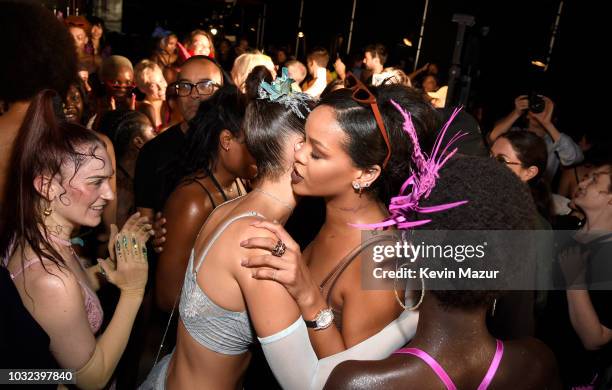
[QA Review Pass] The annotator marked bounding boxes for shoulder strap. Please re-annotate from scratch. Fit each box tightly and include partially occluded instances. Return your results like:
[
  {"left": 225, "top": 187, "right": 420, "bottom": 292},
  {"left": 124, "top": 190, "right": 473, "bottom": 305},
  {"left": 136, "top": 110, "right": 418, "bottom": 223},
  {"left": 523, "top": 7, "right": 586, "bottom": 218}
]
[
  {"left": 193, "top": 211, "right": 265, "bottom": 273},
  {"left": 394, "top": 348, "right": 458, "bottom": 390},
  {"left": 10, "top": 258, "right": 42, "bottom": 280},
  {"left": 477, "top": 339, "right": 504, "bottom": 390},
  {"left": 319, "top": 233, "right": 394, "bottom": 299},
  {"left": 192, "top": 179, "right": 218, "bottom": 208}
]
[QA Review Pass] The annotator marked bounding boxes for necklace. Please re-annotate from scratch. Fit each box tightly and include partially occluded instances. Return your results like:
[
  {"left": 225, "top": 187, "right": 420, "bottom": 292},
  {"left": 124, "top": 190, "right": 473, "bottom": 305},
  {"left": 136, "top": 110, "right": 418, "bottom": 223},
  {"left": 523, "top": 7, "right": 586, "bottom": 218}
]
[
  {"left": 48, "top": 233, "right": 72, "bottom": 247},
  {"left": 253, "top": 188, "right": 294, "bottom": 211}
]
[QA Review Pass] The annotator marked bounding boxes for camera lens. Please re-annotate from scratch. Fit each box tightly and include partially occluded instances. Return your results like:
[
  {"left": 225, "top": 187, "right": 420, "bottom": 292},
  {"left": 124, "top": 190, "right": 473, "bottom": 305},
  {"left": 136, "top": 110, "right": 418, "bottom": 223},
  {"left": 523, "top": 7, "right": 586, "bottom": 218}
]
[{"left": 528, "top": 94, "right": 545, "bottom": 114}]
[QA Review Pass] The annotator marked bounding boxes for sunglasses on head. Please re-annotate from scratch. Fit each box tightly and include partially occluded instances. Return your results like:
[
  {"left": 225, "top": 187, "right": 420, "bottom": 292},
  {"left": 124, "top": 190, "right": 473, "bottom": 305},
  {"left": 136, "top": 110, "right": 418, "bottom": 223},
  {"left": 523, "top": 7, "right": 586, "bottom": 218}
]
[{"left": 344, "top": 73, "right": 391, "bottom": 168}]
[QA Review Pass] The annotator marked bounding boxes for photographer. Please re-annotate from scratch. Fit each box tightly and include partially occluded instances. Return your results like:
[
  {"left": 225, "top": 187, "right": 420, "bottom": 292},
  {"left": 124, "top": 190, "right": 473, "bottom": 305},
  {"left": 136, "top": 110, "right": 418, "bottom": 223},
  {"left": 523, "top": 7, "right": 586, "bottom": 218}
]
[{"left": 489, "top": 95, "right": 583, "bottom": 182}]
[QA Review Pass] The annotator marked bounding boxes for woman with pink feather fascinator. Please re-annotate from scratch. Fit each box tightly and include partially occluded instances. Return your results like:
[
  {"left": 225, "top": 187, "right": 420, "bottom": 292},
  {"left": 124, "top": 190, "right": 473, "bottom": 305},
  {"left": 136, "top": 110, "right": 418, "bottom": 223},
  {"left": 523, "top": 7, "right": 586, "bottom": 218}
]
[{"left": 238, "top": 80, "right": 475, "bottom": 389}]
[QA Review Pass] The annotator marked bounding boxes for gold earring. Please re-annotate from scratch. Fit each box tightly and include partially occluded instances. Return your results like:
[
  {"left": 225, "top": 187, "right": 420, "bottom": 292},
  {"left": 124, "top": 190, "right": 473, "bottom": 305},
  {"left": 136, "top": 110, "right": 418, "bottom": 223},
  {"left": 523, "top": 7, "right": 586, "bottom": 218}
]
[{"left": 43, "top": 205, "right": 52, "bottom": 216}]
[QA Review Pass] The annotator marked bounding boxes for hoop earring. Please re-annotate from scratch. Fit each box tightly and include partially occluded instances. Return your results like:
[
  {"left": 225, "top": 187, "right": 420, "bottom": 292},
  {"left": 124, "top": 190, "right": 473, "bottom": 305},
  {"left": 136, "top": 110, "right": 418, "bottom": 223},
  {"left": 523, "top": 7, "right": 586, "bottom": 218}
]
[{"left": 395, "top": 277, "right": 424, "bottom": 311}]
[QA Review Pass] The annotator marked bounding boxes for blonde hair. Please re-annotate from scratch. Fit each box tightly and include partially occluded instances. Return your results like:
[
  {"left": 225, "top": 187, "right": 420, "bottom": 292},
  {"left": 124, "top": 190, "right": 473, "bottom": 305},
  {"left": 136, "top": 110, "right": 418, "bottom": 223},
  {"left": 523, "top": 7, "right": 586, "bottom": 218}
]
[
  {"left": 231, "top": 52, "right": 275, "bottom": 92},
  {"left": 134, "top": 60, "right": 167, "bottom": 94},
  {"left": 100, "top": 55, "right": 133, "bottom": 82}
]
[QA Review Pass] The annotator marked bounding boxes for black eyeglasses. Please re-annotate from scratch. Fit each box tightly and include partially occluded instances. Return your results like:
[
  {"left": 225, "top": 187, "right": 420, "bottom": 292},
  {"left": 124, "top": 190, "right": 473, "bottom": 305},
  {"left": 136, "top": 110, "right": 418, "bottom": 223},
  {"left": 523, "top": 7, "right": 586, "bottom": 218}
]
[
  {"left": 492, "top": 154, "right": 521, "bottom": 166},
  {"left": 175, "top": 80, "right": 221, "bottom": 97}
]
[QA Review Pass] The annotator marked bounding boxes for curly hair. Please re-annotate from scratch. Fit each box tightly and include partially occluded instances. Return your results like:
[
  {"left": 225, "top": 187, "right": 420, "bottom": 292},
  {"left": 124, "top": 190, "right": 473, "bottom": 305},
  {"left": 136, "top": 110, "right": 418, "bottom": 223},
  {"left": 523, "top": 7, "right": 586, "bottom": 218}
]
[
  {"left": 415, "top": 155, "right": 538, "bottom": 309},
  {"left": 0, "top": 2, "right": 77, "bottom": 102}
]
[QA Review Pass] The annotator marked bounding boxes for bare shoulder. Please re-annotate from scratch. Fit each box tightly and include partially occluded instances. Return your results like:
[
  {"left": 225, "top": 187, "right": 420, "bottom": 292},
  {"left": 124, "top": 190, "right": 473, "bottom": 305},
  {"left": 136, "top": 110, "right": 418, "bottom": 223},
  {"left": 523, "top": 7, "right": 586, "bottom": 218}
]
[
  {"left": 325, "top": 355, "right": 421, "bottom": 390},
  {"left": 497, "top": 338, "right": 561, "bottom": 389},
  {"left": 165, "top": 181, "right": 214, "bottom": 219},
  {"left": 13, "top": 258, "right": 83, "bottom": 316}
]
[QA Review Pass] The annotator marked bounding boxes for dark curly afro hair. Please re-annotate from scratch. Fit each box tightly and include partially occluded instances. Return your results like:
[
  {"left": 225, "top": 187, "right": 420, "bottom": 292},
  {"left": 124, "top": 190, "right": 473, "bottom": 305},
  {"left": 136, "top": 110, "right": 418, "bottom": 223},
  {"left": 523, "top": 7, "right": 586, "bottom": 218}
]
[
  {"left": 416, "top": 155, "right": 538, "bottom": 309},
  {"left": 0, "top": 1, "right": 77, "bottom": 103}
]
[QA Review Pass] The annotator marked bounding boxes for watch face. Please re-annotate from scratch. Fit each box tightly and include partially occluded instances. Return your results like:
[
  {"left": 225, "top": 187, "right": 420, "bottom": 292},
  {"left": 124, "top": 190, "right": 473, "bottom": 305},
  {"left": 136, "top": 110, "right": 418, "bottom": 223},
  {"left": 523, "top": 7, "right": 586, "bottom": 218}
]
[{"left": 316, "top": 309, "right": 334, "bottom": 328}]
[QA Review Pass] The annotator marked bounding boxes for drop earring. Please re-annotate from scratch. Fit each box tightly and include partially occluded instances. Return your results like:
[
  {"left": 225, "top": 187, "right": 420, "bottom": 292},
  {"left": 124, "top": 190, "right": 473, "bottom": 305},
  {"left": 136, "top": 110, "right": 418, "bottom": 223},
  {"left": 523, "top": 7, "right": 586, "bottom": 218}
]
[{"left": 43, "top": 203, "right": 52, "bottom": 216}]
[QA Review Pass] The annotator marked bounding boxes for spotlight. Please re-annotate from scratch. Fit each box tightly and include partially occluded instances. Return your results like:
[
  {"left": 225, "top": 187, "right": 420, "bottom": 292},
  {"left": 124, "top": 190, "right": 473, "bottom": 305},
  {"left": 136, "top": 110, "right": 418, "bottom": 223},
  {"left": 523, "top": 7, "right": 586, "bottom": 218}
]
[
  {"left": 210, "top": 28, "right": 218, "bottom": 35},
  {"left": 250, "top": 27, "right": 256, "bottom": 32},
  {"left": 531, "top": 60, "right": 546, "bottom": 68},
  {"left": 298, "top": 31, "right": 304, "bottom": 38},
  {"left": 403, "top": 38, "right": 413, "bottom": 47}
]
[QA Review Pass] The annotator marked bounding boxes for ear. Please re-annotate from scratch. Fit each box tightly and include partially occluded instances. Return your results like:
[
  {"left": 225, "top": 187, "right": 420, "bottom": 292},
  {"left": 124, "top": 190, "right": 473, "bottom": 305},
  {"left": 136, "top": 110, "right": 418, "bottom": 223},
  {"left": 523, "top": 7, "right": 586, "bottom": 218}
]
[
  {"left": 220, "top": 129, "right": 233, "bottom": 151},
  {"left": 521, "top": 165, "right": 539, "bottom": 182},
  {"left": 354, "top": 165, "right": 382, "bottom": 188},
  {"left": 33, "top": 175, "right": 56, "bottom": 202}
]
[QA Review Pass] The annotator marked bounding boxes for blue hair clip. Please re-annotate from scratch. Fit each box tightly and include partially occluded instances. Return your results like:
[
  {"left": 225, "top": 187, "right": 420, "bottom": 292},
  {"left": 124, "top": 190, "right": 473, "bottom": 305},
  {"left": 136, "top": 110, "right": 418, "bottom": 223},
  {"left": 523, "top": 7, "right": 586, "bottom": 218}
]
[{"left": 258, "top": 67, "right": 313, "bottom": 119}]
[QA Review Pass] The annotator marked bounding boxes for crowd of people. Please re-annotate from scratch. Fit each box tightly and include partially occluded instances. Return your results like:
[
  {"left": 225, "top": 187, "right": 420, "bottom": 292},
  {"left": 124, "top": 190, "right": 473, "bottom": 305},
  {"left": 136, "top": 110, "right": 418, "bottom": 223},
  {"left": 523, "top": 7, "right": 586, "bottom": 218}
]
[{"left": 1, "top": 2, "right": 611, "bottom": 389}]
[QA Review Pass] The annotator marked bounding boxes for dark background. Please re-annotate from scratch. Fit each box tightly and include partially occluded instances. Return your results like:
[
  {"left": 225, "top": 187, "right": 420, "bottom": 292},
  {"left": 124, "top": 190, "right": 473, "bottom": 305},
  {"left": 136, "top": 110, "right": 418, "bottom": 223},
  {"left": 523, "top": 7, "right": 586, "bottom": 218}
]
[{"left": 47, "top": 0, "right": 589, "bottom": 136}]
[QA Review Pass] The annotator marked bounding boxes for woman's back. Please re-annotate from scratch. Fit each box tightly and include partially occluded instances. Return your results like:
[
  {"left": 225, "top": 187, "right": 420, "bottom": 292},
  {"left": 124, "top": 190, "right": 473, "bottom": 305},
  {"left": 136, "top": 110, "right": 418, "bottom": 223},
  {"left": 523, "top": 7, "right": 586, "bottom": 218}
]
[
  {"left": 325, "top": 337, "right": 560, "bottom": 389},
  {"left": 167, "top": 194, "right": 300, "bottom": 389}
]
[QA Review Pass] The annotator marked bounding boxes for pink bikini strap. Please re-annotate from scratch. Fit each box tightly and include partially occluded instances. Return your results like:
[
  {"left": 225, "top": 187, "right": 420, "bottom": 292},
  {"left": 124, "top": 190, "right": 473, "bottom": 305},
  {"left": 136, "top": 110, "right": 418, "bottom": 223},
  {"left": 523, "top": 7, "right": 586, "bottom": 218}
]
[
  {"left": 394, "top": 348, "right": 458, "bottom": 390},
  {"left": 9, "top": 258, "right": 42, "bottom": 280},
  {"left": 395, "top": 340, "right": 504, "bottom": 390},
  {"left": 477, "top": 339, "right": 504, "bottom": 390}
]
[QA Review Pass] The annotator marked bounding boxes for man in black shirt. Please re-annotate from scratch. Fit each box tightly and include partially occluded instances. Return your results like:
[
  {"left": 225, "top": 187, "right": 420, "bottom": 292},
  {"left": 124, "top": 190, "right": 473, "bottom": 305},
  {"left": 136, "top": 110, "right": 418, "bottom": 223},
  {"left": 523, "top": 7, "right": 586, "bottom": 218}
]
[{"left": 134, "top": 56, "right": 224, "bottom": 219}]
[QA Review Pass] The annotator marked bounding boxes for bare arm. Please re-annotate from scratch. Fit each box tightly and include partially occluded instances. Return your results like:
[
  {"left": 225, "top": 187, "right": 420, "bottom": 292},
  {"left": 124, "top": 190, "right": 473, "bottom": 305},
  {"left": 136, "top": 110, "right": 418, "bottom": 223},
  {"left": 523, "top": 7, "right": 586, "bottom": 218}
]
[
  {"left": 242, "top": 222, "right": 402, "bottom": 358},
  {"left": 235, "top": 224, "right": 302, "bottom": 337},
  {"left": 155, "top": 185, "right": 212, "bottom": 312},
  {"left": 567, "top": 290, "right": 612, "bottom": 350},
  {"left": 488, "top": 95, "right": 528, "bottom": 143}
]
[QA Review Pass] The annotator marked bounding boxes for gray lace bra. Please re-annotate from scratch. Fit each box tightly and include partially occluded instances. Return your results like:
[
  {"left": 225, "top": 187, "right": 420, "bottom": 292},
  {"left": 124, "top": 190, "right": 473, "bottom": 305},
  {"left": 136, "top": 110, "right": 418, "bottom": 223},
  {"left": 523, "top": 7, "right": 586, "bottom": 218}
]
[{"left": 179, "top": 211, "right": 263, "bottom": 355}]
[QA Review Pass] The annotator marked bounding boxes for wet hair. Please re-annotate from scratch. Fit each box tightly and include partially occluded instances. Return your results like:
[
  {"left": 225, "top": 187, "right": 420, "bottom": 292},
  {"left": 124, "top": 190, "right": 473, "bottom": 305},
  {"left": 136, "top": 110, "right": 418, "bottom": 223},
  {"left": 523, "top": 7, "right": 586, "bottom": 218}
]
[
  {"left": 245, "top": 65, "right": 273, "bottom": 101},
  {"left": 0, "top": 90, "right": 105, "bottom": 273},
  {"left": 98, "top": 109, "right": 151, "bottom": 161},
  {"left": 318, "top": 84, "right": 439, "bottom": 205},
  {"left": 307, "top": 47, "right": 330, "bottom": 68},
  {"left": 165, "top": 84, "right": 246, "bottom": 195},
  {"left": 0, "top": 2, "right": 77, "bottom": 103},
  {"left": 245, "top": 94, "right": 314, "bottom": 181},
  {"left": 415, "top": 156, "right": 538, "bottom": 309},
  {"left": 498, "top": 130, "right": 552, "bottom": 221},
  {"left": 365, "top": 43, "right": 388, "bottom": 65}
]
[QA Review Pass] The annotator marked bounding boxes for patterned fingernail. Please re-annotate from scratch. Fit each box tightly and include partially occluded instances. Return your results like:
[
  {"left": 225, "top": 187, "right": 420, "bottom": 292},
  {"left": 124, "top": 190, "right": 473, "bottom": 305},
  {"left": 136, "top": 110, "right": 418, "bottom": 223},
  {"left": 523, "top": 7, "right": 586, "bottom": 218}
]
[
  {"left": 116, "top": 240, "right": 121, "bottom": 253},
  {"left": 142, "top": 246, "right": 148, "bottom": 257},
  {"left": 123, "top": 235, "right": 129, "bottom": 249}
]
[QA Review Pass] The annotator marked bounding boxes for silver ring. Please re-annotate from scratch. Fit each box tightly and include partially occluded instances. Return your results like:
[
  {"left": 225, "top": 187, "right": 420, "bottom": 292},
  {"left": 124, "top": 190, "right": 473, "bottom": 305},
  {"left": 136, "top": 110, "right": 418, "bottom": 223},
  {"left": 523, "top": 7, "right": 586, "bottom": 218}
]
[{"left": 271, "top": 240, "right": 287, "bottom": 257}]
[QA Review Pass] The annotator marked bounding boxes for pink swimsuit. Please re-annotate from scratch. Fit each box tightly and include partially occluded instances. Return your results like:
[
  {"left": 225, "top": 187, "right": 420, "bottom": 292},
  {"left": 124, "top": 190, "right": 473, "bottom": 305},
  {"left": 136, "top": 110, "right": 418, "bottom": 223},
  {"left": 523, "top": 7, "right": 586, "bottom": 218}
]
[
  {"left": 10, "top": 257, "right": 104, "bottom": 334},
  {"left": 394, "top": 339, "right": 504, "bottom": 390}
]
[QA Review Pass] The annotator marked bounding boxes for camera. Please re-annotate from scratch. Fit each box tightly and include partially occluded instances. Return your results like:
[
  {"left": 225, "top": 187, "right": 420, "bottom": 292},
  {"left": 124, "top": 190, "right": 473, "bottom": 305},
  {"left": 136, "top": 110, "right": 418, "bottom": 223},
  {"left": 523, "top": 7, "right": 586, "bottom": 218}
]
[{"left": 528, "top": 92, "right": 545, "bottom": 114}]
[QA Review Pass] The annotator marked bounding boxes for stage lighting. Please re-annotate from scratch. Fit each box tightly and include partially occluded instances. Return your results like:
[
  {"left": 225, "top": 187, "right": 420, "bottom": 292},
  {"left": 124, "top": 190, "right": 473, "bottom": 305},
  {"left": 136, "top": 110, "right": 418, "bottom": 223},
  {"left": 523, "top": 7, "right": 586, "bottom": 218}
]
[{"left": 403, "top": 38, "right": 413, "bottom": 47}]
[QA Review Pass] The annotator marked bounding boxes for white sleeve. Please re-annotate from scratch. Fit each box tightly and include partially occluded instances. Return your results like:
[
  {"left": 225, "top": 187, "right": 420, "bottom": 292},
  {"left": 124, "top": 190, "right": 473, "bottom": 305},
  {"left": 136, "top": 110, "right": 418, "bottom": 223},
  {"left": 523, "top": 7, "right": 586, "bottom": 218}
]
[{"left": 258, "top": 309, "right": 419, "bottom": 390}]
